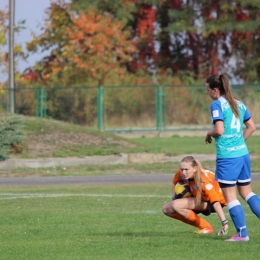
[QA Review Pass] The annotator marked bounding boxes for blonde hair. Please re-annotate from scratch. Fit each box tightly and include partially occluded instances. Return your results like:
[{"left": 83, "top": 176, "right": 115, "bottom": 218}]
[
  {"left": 180, "top": 156, "right": 203, "bottom": 203},
  {"left": 205, "top": 74, "right": 239, "bottom": 118}
]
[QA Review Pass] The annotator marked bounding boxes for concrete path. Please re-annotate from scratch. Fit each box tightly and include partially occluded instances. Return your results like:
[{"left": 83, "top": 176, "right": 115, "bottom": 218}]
[{"left": 0, "top": 153, "right": 219, "bottom": 170}]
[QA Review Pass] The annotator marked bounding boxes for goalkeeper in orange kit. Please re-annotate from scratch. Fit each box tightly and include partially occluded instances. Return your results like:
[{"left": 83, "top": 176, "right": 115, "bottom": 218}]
[{"left": 162, "top": 156, "right": 229, "bottom": 235}]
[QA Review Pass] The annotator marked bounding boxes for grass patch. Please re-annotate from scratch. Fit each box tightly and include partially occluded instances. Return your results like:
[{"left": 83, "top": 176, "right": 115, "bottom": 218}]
[
  {"left": 131, "top": 135, "right": 260, "bottom": 155},
  {"left": 1, "top": 161, "right": 181, "bottom": 177},
  {"left": 5, "top": 115, "right": 260, "bottom": 159},
  {"left": 0, "top": 182, "right": 260, "bottom": 260}
]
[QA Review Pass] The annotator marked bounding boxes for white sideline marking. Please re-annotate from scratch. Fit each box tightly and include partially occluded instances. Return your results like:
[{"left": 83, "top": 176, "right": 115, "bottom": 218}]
[
  {"left": 0, "top": 193, "right": 257, "bottom": 216},
  {"left": 0, "top": 193, "right": 169, "bottom": 200}
]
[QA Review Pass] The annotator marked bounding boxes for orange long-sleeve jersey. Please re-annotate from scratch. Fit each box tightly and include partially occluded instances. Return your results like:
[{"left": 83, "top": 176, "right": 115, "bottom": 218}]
[{"left": 172, "top": 169, "right": 227, "bottom": 206}]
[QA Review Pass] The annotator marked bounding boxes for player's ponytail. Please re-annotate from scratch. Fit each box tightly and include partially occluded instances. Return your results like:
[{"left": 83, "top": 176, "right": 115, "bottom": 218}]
[
  {"left": 219, "top": 74, "right": 239, "bottom": 118},
  {"left": 206, "top": 74, "right": 239, "bottom": 118},
  {"left": 193, "top": 159, "right": 203, "bottom": 203}
]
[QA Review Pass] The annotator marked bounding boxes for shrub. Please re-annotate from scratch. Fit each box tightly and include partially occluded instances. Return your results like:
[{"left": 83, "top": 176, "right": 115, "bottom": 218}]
[{"left": 0, "top": 115, "right": 25, "bottom": 160}]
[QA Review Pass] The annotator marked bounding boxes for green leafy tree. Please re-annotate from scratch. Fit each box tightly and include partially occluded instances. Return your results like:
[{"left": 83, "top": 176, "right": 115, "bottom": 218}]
[
  {"left": 167, "top": 0, "right": 260, "bottom": 82},
  {"left": 71, "top": 0, "right": 136, "bottom": 26}
]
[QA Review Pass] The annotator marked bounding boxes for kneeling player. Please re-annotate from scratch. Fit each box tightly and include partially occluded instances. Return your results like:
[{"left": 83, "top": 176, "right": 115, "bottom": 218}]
[{"left": 162, "top": 156, "right": 228, "bottom": 235}]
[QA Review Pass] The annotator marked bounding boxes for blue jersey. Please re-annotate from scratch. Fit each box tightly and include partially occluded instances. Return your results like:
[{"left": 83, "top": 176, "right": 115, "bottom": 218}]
[{"left": 210, "top": 96, "right": 251, "bottom": 158}]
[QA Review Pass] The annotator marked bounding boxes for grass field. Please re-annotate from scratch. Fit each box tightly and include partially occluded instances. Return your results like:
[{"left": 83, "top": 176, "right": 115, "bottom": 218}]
[
  {"left": 1, "top": 182, "right": 260, "bottom": 260},
  {"left": 1, "top": 116, "right": 260, "bottom": 259}
]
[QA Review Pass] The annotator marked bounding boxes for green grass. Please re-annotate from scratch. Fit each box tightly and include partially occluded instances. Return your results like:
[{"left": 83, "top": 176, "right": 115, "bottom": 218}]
[
  {"left": 14, "top": 115, "right": 260, "bottom": 157},
  {"left": 131, "top": 135, "right": 260, "bottom": 155},
  {"left": 1, "top": 182, "right": 260, "bottom": 260}
]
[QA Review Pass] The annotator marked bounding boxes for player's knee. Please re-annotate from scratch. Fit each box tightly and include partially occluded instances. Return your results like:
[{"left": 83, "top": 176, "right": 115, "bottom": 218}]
[
  {"left": 162, "top": 204, "right": 168, "bottom": 215},
  {"left": 171, "top": 200, "right": 179, "bottom": 211},
  {"left": 238, "top": 184, "right": 252, "bottom": 199},
  {"left": 162, "top": 203, "right": 172, "bottom": 215}
]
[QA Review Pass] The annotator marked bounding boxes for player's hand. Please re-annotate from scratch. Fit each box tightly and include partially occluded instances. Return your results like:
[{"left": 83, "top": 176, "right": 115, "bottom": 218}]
[
  {"left": 205, "top": 133, "right": 212, "bottom": 144},
  {"left": 218, "top": 219, "right": 228, "bottom": 236},
  {"left": 172, "top": 194, "right": 184, "bottom": 200}
]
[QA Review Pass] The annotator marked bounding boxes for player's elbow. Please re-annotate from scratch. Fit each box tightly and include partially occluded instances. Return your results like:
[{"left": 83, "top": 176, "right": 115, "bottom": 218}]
[
  {"left": 245, "top": 118, "right": 256, "bottom": 132},
  {"left": 215, "top": 129, "right": 224, "bottom": 136},
  {"left": 214, "top": 121, "right": 224, "bottom": 136},
  {"left": 249, "top": 124, "right": 256, "bottom": 133}
]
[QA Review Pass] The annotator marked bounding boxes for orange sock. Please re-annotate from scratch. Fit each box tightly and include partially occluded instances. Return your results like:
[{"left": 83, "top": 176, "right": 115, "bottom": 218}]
[
  {"left": 171, "top": 210, "right": 212, "bottom": 229},
  {"left": 187, "top": 210, "right": 212, "bottom": 229},
  {"left": 171, "top": 213, "right": 198, "bottom": 228}
]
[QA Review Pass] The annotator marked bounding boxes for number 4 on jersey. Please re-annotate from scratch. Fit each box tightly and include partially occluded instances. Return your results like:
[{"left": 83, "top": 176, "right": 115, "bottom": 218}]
[{"left": 231, "top": 114, "right": 241, "bottom": 132}]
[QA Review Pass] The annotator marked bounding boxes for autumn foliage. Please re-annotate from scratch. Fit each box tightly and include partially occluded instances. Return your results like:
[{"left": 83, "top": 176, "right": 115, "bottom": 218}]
[
  {"left": 5, "top": 0, "right": 260, "bottom": 125},
  {"left": 19, "top": 0, "right": 260, "bottom": 86},
  {"left": 25, "top": 3, "right": 137, "bottom": 86}
]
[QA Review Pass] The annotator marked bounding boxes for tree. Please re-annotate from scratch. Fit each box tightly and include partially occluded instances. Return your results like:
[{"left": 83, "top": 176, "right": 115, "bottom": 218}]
[
  {"left": 0, "top": 9, "right": 9, "bottom": 80},
  {"left": 0, "top": 6, "right": 27, "bottom": 82},
  {"left": 25, "top": 0, "right": 137, "bottom": 86},
  {"left": 23, "top": 0, "right": 260, "bottom": 85},
  {"left": 71, "top": 0, "right": 136, "bottom": 25}
]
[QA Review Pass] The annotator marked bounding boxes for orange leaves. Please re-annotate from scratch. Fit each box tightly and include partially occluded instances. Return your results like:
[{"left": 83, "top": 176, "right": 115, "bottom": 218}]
[{"left": 42, "top": 8, "right": 137, "bottom": 85}]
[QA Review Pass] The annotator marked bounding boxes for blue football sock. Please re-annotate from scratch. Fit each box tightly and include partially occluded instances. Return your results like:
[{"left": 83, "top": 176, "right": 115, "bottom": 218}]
[
  {"left": 228, "top": 200, "right": 248, "bottom": 237},
  {"left": 245, "top": 192, "right": 260, "bottom": 218}
]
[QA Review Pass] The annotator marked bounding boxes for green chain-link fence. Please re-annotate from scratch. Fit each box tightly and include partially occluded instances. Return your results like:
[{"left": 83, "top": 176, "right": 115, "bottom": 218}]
[{"left": 0, "top": 85, "right": 260, "bottom": 132}]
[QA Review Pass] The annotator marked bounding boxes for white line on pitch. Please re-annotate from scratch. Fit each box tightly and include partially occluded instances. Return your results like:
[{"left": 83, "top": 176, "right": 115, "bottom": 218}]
[{"left": 0, "top": 193, "right": 169, "bottom": 200}]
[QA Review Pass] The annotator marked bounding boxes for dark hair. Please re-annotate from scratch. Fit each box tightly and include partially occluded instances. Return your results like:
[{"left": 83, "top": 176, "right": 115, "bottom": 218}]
[{"left": 205, "top": 74, "right": 239, "bottom": 118}]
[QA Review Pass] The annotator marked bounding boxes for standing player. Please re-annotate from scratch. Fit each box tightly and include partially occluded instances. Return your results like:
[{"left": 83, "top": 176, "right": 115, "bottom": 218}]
[
  {"left": 162, "top": 156, "right": 229, "bottom": 235},
  {"left": 205, "top": 74, "right": 260, "bottom": 242}
]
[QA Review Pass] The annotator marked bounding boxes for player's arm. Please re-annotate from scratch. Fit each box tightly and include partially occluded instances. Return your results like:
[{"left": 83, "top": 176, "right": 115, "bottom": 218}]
[
  {"left": 244, "top": 118, "right": 256, "bottom": 141},
  {"left": 212, "top": 201, "right": 229, "bottom": 235},
  {"left": 205, "top": 120, "right": 224, "bottom": 144},
  {"left": 212, "top": 201, "right": 226, "bottom": 222},
  {"left": 206, "top": 186, "right": 226, "bottom": 222},
  {"left": 206, "top": 185, "right": 229, "bottom": 235},
  {"left": 205, "top": 102, "right": 224, "bottom": 144},
  {"left": 172, "top": 183, "right": 176, "bottom": 200},
  {"left": 172, "top": 169, "right": 181, "bottom": 200}
]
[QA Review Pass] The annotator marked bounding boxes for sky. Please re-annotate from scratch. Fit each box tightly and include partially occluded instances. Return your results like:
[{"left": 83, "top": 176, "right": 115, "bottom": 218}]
[{"left": 0, "top": 0, "right": 58, "bottom": 78}]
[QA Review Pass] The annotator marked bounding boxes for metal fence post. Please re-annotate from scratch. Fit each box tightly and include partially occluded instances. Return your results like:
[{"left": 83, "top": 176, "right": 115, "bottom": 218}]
[
  {"left": 97, "top": 86, "right": 104, "bottom": 131},
  {"left": 36, "top": 88, "right": 47, "bottom": 117},
  {"left": 155, "top": 86, "right": 164, "bottom": 133}
]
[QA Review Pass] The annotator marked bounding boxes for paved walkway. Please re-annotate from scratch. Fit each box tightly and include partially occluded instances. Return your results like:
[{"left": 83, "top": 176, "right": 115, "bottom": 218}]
[{"left": 0, "top": 153, "right": 219, "bottom": 169}]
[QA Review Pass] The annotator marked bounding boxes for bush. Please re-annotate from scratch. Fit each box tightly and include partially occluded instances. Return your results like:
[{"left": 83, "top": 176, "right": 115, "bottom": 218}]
[{"left": 0, "top": 115, "right": 25, "bottom": 160}]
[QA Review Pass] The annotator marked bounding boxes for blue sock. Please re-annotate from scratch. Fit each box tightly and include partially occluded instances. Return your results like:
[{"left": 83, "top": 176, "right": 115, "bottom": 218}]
[
  {"left": 228, "top": 200, "right": 248, "bottom": 237},
  {"left": 245, "top": 192, "right": 260, "bottom": 218}
]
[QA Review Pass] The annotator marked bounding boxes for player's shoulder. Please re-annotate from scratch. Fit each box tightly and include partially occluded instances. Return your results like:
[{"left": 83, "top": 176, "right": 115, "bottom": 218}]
[
  {"left": 173, "top": 169, "right": 181, "bottom": 182},
  {"left": 174, "top": 169, "right": 181, "bottom": 176},
  {"left": 236, "top": 99, "right": 247, "bottom": 110},
  {"left": 202, "top": 168, "right": 215, "bottom": 175},
  {"left": 211, "top": 99, "right": 221, "bottom": 108},
  {"left": 201, "top": 169, "right": 215, "bottom": 180}
]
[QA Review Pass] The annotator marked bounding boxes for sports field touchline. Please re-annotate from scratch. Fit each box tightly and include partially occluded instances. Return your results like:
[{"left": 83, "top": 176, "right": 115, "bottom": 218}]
[
  {"left": 1, "top": 193, "right": 257, "bottom": 217},
  {"left": 0, "top": 193, "right": 169, "bottom": 200}
]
